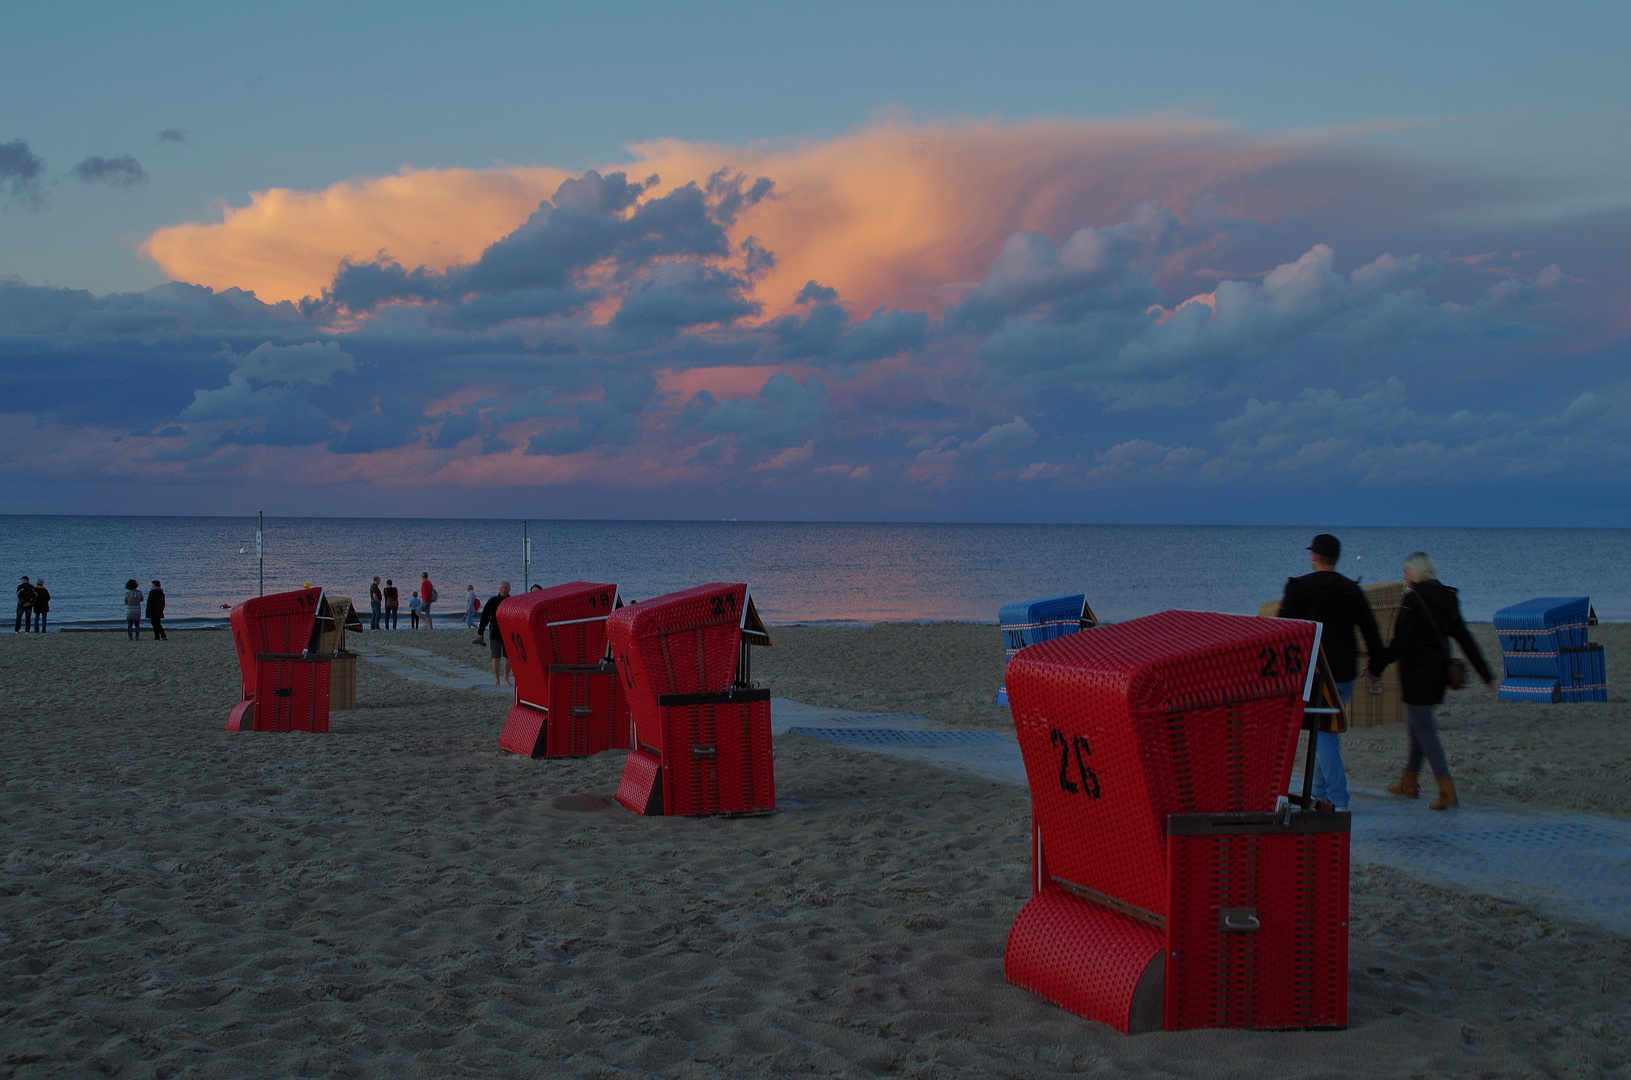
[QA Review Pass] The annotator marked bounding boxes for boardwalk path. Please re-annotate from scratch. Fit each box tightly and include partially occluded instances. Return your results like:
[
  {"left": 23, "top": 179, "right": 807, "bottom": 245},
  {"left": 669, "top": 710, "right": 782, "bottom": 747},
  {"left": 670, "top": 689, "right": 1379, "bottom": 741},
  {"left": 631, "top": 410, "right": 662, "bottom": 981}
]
[{"left": 356, "top": 648, "right": 1631, "bottom": 938}]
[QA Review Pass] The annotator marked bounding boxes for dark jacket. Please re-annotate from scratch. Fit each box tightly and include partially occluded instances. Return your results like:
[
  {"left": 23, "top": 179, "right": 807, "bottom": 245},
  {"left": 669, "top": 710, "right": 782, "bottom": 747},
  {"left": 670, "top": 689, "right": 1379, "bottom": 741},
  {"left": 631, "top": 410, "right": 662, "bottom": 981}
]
[
  {"left": 17, "top": 582, "right": 35, "bottom": 608},
  {"left": 1368, "top": 579, "right": 1493, "bottom": 705},
  {"left": 477, "top": 593, "right": 506, "bottom": 638},
  {"left": 146, "top": 588, "right": 166, "bottom": 619},
  {"left": 31, "top": 586, "right": 49, "bottom": 614},
  {"left": 1277, "top": 570, "right": 1384, "bottom": 683}
]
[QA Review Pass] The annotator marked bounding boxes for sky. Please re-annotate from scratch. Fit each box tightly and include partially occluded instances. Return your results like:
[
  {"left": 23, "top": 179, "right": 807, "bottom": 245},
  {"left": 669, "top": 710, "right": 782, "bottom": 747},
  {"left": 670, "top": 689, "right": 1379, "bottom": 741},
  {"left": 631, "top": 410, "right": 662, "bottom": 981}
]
[{"left": 3, "top": 1, "right": 1629, "bottom": 525}]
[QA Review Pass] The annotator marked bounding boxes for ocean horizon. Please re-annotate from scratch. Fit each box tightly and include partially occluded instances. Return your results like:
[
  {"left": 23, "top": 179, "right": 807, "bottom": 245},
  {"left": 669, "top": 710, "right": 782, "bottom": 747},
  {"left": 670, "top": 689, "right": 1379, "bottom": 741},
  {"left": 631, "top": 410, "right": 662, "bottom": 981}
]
[{"left": 3, "top": 515, "right": 1626, "bottom": 630}]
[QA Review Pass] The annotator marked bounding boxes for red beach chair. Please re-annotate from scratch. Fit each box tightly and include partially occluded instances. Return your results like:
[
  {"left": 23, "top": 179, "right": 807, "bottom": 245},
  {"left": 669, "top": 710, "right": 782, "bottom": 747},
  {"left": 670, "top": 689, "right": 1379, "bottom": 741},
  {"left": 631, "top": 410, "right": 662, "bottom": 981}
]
[
  {"left": 495, "top": 580, "right": 629, "bottom": 758},
  {"left": 608, "top": 583, "right": 775, "bottom": 816},
  {"left": 225, "top": 587, "right": 334, "bottom": 732},
  {"left": 1003, "top": 610, "right": 1350, "bottom": 1032}
]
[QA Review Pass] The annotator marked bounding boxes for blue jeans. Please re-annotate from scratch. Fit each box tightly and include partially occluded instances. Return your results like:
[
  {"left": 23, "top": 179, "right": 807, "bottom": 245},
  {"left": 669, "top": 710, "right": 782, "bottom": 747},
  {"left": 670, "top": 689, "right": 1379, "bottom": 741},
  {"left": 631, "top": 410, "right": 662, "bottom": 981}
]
[
  {"left": 1311, "top": 681, "right": 1353, "bottom": 809},
  {"left": 1405, "top": 704, "right": 1451, "bottom": 779},
  {"left": 126, "top": 614, "right": 141, "bottom": 640},
  {"left": 370, "top": 600, "right": 381, "bottom": 630}
]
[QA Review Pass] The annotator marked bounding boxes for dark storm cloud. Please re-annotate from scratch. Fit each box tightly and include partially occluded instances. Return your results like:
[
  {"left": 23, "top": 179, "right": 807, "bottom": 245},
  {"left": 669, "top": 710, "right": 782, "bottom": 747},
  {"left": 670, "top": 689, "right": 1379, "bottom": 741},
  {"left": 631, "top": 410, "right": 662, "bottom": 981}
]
[
  {"left": 326, "top": 169, "right": 775, "bottom": 318},
  {"left": 0, "top": 139, "right": 46, "bottom": 209},
  {"left": 72, "top": 155, "right": 149, "bottom": 188},
  {"left": 157, "top": 129, "right": 187, "bottom": 143}
]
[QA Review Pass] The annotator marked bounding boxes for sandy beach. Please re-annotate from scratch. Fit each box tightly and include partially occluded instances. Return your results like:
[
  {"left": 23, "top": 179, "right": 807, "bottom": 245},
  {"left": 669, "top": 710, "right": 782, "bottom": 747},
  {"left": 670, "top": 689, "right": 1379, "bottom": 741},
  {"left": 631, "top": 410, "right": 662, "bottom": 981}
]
[{"left": 3, "top": 623, "right": 1629, "bottom": 1078}]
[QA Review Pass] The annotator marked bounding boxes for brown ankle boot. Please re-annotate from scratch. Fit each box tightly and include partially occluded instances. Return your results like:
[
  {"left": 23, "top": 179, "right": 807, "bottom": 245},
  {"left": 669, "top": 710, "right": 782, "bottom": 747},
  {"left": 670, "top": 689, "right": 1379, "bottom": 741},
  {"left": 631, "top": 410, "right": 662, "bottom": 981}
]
[
  {"left": 1429, "top": 776, "right": 1458, "bottom": 810},
  {"left": 1387, "top": 770, "right": 1419, "bottom": 798}
]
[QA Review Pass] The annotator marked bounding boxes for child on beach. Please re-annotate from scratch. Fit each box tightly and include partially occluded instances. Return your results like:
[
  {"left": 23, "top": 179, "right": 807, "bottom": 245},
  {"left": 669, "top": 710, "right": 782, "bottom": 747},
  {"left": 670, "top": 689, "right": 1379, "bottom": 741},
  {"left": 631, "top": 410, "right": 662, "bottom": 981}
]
[{"left": 409, "top": 590, "right": 422, "bottom": 629}]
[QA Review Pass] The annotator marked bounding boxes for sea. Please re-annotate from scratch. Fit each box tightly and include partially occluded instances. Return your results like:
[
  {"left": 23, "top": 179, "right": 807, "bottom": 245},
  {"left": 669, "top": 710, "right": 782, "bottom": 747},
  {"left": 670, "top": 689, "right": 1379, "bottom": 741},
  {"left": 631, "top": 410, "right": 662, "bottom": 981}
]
[{"left": 1, "top": 516, "right": 1626, "bottom": 629}]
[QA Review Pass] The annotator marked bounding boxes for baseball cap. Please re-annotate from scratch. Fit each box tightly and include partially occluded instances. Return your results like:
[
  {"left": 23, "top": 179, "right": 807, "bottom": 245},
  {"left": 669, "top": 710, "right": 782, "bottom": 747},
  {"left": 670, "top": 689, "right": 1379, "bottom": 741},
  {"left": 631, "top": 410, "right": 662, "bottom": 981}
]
[{"left": 1307, "top": 533, "right": 1341, "bottom": 559}]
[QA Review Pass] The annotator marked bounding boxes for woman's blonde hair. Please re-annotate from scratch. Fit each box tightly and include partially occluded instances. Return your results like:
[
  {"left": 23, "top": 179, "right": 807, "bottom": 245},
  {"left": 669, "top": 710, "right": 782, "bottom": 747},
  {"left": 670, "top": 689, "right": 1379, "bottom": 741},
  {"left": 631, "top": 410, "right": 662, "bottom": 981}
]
[{"left": 1403, "top": 551, "right": 1438, "bottom": 581}]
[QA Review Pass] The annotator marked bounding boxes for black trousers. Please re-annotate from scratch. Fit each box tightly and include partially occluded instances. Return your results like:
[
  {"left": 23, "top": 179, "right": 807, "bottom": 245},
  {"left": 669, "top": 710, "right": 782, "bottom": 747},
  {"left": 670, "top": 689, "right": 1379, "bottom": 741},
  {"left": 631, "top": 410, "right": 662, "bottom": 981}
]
[{"left": 149, "top": 615, "right": 167, "bottom": 640}]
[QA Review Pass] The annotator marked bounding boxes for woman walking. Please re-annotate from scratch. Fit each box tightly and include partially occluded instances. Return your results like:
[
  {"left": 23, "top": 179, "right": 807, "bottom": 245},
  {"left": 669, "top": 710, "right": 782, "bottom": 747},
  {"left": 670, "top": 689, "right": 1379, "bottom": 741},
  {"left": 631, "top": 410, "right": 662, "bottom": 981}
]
[
  {"left": 464, "top": 585, "right": 480, "bottom": 629},
  {"left": 1366, "top": 551, "right": 1494, "bottom": 810},
  {"left": 30, "top": 580, "right": 49, "bottom": 632},
  {"left": 123, "top": 579, "right": 144, "bottom": 640}
]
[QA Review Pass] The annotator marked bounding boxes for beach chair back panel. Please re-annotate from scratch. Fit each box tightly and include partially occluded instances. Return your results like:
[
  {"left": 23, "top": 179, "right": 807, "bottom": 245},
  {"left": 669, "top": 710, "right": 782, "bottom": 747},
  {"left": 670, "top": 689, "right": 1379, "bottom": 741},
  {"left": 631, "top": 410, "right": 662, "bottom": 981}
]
[
  {"left": 495, "top": 581, "right": 618, "bottom": 716},
  {"left": 1006, "top": 611, "right": 1313, "bottom": 918},
  {"left": 1496, "top": 596, "right": 1593, "bottom": 676},
  {"left": 228, "top": 587, "right": 324, "bottom": 700}
]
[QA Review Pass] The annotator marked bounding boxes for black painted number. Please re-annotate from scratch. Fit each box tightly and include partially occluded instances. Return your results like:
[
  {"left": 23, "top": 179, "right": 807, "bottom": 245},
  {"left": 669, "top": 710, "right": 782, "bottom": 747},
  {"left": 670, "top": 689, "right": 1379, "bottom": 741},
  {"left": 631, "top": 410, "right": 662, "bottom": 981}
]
[
  {"left": 710, "top": 592, "right": 739, "bottom": 617},
  {"left": 510, "top": 632, "right": 527, "bottom": 663},
  {"left": 1260, "top": 644, "right": 1305, "bottom": 680},
  {"left": 1050, "top": 729, "right": 1100, "bottom": 798}
]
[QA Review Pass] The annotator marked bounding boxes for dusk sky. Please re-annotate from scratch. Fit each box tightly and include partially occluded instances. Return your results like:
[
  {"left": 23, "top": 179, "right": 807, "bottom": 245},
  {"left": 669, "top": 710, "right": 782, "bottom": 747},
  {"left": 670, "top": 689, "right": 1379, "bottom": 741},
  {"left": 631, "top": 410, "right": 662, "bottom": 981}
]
[{"left": 3, "top": 1, "right": 1628, "bottom": 524}]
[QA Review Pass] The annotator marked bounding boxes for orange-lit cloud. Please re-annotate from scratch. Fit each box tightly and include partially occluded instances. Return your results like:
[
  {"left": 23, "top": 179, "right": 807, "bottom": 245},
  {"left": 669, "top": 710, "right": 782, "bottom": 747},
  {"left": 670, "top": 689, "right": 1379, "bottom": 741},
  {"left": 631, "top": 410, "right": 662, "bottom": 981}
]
[
  {"left": 143, "top": 166, "right": 570, "bottom": 304},
  {"left": 144, "top": 118, "right": 1343, "bottom": 313}
]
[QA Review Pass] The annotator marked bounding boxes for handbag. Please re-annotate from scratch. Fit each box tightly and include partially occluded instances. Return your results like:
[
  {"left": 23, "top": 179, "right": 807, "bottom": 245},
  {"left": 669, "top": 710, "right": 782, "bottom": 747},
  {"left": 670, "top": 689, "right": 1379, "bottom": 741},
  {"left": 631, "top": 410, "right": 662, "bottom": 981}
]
[{"left": 1410, "top": 590, "right": 1467, "bottom": 690}]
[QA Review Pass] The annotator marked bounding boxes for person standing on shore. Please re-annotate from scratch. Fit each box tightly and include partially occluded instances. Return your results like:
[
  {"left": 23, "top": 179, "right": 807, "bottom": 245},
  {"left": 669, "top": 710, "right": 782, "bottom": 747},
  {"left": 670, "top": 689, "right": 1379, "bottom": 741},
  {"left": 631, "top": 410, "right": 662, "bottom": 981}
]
[
  {"left": 464, "top": 585, "right": 480, "bottom": 629},
  {"left": 15, "top": 576, "right": 35, "bottom": 633},
  {"left": 1366, "top": 551, "right": 1495, "bottom": 811},
  {"left": 123, "top": 579, "right": 143, "bottom": 640},
  {"left": 476, "top": 580, "right": 512, "bottom": 686},
  {"left": 383, "top": 579, "right": 399, "bottom": 629},
  {"left": 409, "top": 590, "right": 422, "bottom": 629},
  {"left": 1276, "top": 533, "right": 1383, "bottom": 811},
  {"left": 369, "top": 576, "right": 383, "bottom": 630},
  {"left": 147, "top": 581, "right": 168, "bottom": 640},
  {"left": 31, "top": 580, "right": 50, "bottom": 633},
  {"left": 420, "top": 572, "right": 436, "bottom": 630}
]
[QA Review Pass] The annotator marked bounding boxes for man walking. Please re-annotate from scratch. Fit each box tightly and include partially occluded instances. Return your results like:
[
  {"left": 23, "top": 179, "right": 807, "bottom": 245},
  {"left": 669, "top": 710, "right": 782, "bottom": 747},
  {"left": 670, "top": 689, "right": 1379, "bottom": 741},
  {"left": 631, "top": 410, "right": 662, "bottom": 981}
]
[
  {"left": 476, "top": 580, "right": 512, "bottom": 686},
  {"left": 383, "top": 579, "right": 399, "bottom": 629},
  {"left": 420, "top": 572, "right": 436, "bottom": 630},
  {"left": 1277, "top": 533, "right": 1383, "bottom": 811},
  {"left": 369, "top": 576, "right": 383, "bottom": 630},
  {"left": 147, "top": 580, "right": 169, "bottom": 640},
  {"left": 15, "top": 576, "right": 34, "bottom": 633}
]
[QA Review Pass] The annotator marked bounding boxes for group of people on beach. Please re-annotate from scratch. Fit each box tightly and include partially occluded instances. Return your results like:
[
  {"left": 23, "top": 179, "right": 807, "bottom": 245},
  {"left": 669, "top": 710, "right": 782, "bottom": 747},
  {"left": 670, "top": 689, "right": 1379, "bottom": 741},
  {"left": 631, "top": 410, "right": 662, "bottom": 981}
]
[
  {"left": 14, "top": 576, "right": 51, "bottom": 633},
  {"left": 120, "top": 580, "right": 168, "bottom": 640},
  {"left": 1278, "top": 534, "right": 1493, "bottom": 813},
  {"left": 356, "top": 573, "right": 530, "bottom": 685},
  {"left": 361, "top": 573, "right": 497, "bottom": 633}
]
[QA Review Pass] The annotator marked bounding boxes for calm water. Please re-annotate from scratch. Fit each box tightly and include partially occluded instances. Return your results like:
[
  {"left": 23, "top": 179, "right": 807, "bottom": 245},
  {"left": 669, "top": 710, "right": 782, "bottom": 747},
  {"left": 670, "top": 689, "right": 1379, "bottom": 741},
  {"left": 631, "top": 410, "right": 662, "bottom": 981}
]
[{"left": 1, "top": 516, "right": 1626, "bottom": 628}]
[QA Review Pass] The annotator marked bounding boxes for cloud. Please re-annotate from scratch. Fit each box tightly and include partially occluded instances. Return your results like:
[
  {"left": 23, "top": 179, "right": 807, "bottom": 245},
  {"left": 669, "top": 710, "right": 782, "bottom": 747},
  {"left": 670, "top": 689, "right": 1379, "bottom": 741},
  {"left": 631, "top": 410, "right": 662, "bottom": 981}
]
[
  {"left": 157, "top": 129, "right": 187, "bottom": 144},
  {"left": 963, "top": 416, "right": 1038, "bottom": 455},
  {"left": 233, "top": 340, "right": 355, "bottom": 385},
  {"left": 140, "top": 116, "right": 1464, "bottom": 311},
  {"left": 0, "top": 139, "right": 45, "bottom": 209},
  {"left": 3, "top": 117, "right": 1626, "bottom": 522},
  {"left": 143, "top": 165, "right": 573, "bottom": 304},
  {"left": 328, "top": 395, "right": 425, "bottom": 454},
  {"left": 72, "top": 155, "right": 148, "bottom": 188},
  {"left": 693, "top": 372, "right": 828, "bottom": 448}
]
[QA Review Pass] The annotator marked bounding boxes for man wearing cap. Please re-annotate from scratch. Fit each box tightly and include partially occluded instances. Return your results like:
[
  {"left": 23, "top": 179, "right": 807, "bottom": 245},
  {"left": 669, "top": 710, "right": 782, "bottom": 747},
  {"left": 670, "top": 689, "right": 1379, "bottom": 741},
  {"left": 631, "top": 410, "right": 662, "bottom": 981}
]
[{"left": 1277, "top": 533, "right": 1384, "bottom": 811}]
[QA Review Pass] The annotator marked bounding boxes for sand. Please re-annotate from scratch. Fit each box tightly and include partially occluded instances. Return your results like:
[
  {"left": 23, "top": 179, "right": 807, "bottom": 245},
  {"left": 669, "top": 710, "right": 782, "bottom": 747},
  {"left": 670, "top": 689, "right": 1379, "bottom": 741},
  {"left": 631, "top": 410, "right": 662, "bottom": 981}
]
[{"left": 1, "top": 623, "right": 1628, "bottom": 1078}]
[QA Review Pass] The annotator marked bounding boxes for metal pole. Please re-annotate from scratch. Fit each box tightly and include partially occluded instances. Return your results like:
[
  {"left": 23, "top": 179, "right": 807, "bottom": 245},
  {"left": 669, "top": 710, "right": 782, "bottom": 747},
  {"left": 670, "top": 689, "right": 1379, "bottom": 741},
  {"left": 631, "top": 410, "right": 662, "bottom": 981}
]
[
  {"left": 257, "top": 511, "right": 264, "bottom": 596},
  {"left": 522, "top": 520, "right": 531, "bottom": 591}
]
